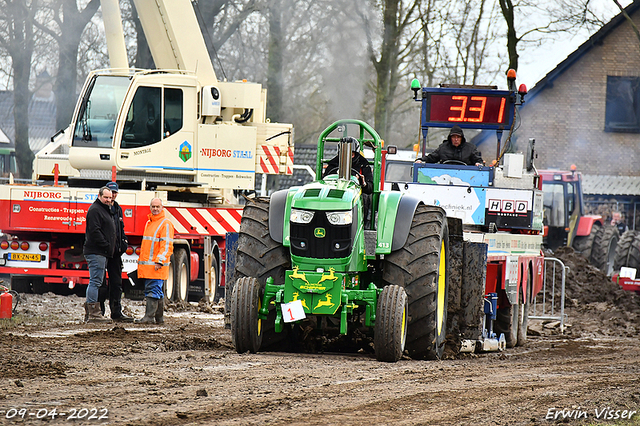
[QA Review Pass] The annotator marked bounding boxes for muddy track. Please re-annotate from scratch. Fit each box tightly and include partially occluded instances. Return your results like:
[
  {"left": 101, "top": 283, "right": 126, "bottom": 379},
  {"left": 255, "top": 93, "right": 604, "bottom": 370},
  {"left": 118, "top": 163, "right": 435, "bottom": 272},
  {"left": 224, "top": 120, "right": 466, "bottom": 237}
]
[{"left": 0, "top": 247, "right": 639, "bottom": 426}]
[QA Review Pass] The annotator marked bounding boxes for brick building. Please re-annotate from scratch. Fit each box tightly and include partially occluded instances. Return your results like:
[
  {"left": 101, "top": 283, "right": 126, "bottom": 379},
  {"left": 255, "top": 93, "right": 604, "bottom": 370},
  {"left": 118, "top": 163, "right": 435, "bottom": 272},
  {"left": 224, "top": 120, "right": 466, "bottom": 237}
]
[
  {"left": 508, "top": 1, "right": 640, "bottom": 175},
  {"left": 474, "top": 2, "right": 640, "bottom": 230}
]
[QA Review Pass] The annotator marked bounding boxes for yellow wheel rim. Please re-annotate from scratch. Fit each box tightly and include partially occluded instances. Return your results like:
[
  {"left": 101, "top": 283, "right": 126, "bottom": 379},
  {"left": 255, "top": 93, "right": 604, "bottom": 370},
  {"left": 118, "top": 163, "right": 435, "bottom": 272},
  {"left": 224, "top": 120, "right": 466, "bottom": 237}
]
[
  {"left": 437, "top": 240, "right": 446, "bottom": 335},
  {"left": 257, "top": 298, "right": 262, "bottom": 336}
]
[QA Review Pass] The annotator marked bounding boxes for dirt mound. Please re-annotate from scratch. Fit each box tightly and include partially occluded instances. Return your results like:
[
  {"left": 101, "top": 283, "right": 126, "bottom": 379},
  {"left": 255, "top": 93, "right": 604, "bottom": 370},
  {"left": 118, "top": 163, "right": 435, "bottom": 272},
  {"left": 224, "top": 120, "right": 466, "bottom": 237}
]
[{"left": 549, "top": 247, "right": 640, "bottom": 337}]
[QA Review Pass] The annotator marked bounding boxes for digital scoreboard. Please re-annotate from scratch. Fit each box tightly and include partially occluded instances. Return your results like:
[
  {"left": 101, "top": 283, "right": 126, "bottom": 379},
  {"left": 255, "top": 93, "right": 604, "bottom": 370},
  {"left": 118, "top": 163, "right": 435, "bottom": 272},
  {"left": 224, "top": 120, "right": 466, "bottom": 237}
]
[{"left": 421, "top": 88, "right": 515, "bottom": 130}]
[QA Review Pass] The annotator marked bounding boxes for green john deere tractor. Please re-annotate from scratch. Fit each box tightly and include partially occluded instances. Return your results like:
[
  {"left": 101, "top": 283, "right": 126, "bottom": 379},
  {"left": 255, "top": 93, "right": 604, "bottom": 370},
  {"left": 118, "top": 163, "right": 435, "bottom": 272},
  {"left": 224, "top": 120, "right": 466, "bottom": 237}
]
[{"left": 231, "top": 120, "right": 450, "bottom": 362}]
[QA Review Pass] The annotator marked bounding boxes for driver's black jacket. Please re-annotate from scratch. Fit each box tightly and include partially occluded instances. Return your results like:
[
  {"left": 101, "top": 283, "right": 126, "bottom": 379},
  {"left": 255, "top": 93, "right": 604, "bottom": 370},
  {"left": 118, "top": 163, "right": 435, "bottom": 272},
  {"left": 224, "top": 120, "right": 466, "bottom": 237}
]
[
  {"left": 323, "top": 153, "right": 373, "bottom": 194},
  {"left": 421, "top": 140, "right": 483, "bottom": 166}
]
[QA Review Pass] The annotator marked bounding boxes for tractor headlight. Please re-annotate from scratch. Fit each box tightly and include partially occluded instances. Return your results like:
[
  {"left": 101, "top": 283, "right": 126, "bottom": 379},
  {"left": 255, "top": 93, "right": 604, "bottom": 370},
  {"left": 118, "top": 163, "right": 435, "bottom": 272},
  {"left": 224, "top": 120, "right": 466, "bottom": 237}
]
[
  {"left": 326, "top": 211, "right": 352, "bottom": 225},
  {"left": 290, "top": 209, "right": 314, "bottom": 224}
]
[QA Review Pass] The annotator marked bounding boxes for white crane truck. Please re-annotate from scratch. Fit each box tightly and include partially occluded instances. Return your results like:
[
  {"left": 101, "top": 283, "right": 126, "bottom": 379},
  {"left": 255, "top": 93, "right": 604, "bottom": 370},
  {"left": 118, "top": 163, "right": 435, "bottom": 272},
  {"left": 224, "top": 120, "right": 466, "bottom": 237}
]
[{"left": 0, "top": 0, "right": 293, "bottom": 302}]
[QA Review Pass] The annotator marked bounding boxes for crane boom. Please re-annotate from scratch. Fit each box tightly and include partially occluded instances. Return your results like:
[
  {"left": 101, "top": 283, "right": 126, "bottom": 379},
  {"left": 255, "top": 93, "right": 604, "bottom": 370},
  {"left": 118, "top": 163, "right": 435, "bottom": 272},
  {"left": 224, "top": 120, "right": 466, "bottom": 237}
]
[
  {"left": 132, "top": 0, "right": 217, "bottom": 85},
  {"left": 100, "top": 0, "right": 129, "bottom": 70}
]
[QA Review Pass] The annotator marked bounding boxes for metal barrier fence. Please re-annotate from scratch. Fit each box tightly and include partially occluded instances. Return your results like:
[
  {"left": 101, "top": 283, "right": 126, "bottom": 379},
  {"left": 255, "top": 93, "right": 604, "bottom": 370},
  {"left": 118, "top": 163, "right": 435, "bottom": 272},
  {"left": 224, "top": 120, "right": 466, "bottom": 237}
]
[{"left": 529, "top": 257, "right": 568, "bottom": 333}]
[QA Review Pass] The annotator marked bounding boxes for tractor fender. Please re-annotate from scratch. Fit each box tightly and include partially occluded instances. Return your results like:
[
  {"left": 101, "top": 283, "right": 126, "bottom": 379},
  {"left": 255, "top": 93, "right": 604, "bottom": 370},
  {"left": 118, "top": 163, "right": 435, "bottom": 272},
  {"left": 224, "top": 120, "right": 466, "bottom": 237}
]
[
  {"left": 392, "top": 194, "right": 424, "bottom": 250},
  {"left": 576, "top": 215, "right": 603, "bottom": 237},
  {"left": 269, "top": 189, "right": 289, "bottom": 243}
]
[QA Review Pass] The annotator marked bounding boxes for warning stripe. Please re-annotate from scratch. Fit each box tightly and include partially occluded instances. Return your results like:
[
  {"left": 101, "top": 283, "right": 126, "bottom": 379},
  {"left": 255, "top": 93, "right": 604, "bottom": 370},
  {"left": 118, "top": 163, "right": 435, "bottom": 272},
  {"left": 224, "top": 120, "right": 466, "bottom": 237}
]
[
  {"left": 164, "top": 207, "right": 243, "bottom": 236},
  {"left": 260, "top": 145, "right": 280, "bottom": 174}
]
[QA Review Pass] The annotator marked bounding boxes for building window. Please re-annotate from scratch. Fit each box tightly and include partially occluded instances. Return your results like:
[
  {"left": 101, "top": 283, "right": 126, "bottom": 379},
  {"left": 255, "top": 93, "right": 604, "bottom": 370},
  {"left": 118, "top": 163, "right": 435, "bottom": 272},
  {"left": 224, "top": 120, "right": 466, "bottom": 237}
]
[{"left": 605, "top": 76, "right": 640, "bottom": 133}]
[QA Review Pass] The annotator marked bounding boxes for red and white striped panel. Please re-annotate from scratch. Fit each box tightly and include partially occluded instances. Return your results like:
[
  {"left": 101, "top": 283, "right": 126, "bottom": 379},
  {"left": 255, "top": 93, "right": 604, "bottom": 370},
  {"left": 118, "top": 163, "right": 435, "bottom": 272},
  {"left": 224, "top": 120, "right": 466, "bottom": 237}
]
[
  {"left": 259, "top": 145, "right": 280, "bottom": 174},
  {"left": 164, "top": 207, "right": 242, "bottom": 236},
  {"left": 285, "top": 146, "right": 294, "bottom": 175}
]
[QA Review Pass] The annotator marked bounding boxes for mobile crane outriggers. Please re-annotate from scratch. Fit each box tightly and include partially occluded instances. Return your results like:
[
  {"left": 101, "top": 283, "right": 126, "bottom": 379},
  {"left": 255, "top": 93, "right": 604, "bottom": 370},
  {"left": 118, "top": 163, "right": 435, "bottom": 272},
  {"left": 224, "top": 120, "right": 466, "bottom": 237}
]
[{"left": 0, "top": 0, "right": 294, "bottom": 302}]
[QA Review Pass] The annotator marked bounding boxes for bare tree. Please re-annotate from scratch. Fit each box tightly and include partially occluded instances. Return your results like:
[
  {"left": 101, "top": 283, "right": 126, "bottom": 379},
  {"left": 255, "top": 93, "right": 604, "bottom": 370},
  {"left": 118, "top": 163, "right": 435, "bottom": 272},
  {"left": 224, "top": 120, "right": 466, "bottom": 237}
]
[
  {"left": 499, "top": 0, "right": 607, "bottom": 71},
  {"left": 0, "top": 0, "right": 39, "bottom": 178},
  {"left": 360, "top": 0, "right": 422, "bottom": 140},
  {"left": 267, "top": 0, "right": 284, "bottom": 121},
  {"left": 36, "top": 0, "right": 100, "bottom": 130}
]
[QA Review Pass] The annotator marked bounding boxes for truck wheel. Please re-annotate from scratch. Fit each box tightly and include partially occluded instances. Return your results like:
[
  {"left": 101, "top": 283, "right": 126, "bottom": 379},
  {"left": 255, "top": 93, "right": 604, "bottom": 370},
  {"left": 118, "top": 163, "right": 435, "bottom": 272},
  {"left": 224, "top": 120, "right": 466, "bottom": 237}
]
[
  {"left": 374, "top": 285, "right": 408, "bottom": 362},
  {"left": 383, "top": 204, "right": 449, "bottom": 360},
  {"left": 235, "top": 197, "right": 291, "bottom": 350},
  {"left": 205, "top": 257, "right": 219, "bottom": 304},
  {"left": 613, "top": 230, "right": 639, "bottom": 271},
  {"left": 165, "top": 253, "right": 176, "bottom": 301},
  {"left": 572, "top": 222, "right": 601, "bottom": 260},
  {"left": 231, "top": 276, "right": 263, "bottom": 353},
  {"left": 590, "top": 225, "right": 620, "bottom": 275},
  {"left": 173, "top": 248, "right": 189, "bottom": 303},
  {"left": 495, "top": 303, "right": 519, "bottom": 348}
]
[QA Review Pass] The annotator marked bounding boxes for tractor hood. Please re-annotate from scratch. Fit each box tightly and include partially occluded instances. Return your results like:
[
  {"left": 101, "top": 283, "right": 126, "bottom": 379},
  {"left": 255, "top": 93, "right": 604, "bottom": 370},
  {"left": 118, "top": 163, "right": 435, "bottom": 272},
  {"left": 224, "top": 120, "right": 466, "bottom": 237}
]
[{"left": 289, "top": 178, "right": 362, "bottom": 211}]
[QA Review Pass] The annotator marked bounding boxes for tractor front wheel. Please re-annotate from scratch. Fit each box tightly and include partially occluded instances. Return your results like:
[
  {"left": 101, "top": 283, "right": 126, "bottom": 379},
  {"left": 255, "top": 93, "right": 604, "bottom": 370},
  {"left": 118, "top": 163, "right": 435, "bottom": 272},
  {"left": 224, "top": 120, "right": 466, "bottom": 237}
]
[
  {"left": 231, "top": 276, "right": 263, "bottom": 353},
  {"left": 374, "top": 285, "right": 408, "bottom": 362}
]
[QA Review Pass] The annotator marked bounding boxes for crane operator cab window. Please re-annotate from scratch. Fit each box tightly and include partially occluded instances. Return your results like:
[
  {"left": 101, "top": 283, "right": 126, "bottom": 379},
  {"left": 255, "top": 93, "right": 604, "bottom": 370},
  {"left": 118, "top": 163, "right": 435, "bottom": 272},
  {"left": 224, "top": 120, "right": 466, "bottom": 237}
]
[{"left": 121, "top": 86, "right": 183, "bottom": 149}]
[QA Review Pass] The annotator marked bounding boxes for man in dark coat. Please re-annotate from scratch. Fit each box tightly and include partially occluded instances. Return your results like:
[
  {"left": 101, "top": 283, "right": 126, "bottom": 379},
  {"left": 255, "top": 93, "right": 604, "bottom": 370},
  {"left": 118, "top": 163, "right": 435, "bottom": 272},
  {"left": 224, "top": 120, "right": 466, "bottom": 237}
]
[
  {"left": 83, "top": 186, "right": 116, "bottom": 322},
  {"left": 420, "top": 125, "right": 483, "bottom": 166},
  {"left": 103, "top": 181, "right": 133, "bottom": 322}
]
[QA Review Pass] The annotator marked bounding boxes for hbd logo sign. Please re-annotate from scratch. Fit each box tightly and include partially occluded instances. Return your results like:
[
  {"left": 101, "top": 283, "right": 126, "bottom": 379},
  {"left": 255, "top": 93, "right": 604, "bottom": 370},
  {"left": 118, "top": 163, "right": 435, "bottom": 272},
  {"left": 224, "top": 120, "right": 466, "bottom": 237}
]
[{"left": 488, "top": 199, "right": 529, "bottom": 215}]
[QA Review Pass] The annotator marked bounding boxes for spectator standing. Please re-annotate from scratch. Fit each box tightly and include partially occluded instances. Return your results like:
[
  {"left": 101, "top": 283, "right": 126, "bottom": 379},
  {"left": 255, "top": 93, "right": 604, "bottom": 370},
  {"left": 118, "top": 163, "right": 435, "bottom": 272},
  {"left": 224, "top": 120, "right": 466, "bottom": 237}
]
[
  {"left": 135, "top": 198, "right": 175, "bottom": 324},
  {"left": 83, "top": 187, "right": 116, "bottom": 322},
  {"left": 611, "top": 211, "right": 629, "bottom": 235},
  {"left": 104, "top": 182, "right": 134, "bottom": 322}
]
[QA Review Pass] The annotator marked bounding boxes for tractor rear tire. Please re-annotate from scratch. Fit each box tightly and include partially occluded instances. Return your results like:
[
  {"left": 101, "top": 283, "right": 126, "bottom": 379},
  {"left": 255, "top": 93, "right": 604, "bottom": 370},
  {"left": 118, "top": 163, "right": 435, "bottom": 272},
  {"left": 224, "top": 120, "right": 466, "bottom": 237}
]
[
  {"left": 613, "top": 230, "right": 639, "bottom": 271},
  {"left": 383, "top": 204, "right": 449, "bottom": 360},
  {"left": 494, "top": 304, "right": 519, "bottom": 348},
  {"left": 235, "top": 197, "right": 291, "bottom": 350},
  {"left": 231, "top": 276, "right": 263, "bottom": 353},
  {"left": 374, "top": 285, "right": 408, "bottom": 362},
  {"left": 590, "top": 225, "right": 620, "bottom": 275},
  {"left": 572, "top": 222, "right": 601, "bottom": 261}
]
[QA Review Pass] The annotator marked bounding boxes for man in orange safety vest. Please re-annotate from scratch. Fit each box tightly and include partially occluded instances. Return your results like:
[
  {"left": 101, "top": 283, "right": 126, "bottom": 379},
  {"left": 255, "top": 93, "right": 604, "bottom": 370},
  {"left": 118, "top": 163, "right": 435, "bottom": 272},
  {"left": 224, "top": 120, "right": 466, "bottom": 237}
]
[{"left": 135, "top": 197, "right": 175, "bottom": 324}]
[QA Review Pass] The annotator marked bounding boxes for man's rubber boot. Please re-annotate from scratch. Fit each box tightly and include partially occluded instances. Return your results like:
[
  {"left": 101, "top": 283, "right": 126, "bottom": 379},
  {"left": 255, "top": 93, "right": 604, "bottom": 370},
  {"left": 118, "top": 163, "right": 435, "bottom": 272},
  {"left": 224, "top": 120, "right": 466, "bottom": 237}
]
[
  {"left": 85, "top": 302, "right": 109, "bottom": 323},
  {"left": 155, "top": 299, "right": 164, "bottom": 324},
  {"left": 135, "top": 298, "right": 158, "bottom": 324},
  {"left": 110, "top": 299, "right": 134, "bottom": 323},
  {"left": 83, "top": 302, "right": 89, "bottom": 323}
]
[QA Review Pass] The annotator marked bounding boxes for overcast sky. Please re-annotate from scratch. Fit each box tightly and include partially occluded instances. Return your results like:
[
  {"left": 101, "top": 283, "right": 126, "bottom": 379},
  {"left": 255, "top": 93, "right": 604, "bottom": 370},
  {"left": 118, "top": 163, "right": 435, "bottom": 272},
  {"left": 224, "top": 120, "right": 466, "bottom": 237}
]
[{"left": 517, "top": 0, "right": 634, "bottom": 88}]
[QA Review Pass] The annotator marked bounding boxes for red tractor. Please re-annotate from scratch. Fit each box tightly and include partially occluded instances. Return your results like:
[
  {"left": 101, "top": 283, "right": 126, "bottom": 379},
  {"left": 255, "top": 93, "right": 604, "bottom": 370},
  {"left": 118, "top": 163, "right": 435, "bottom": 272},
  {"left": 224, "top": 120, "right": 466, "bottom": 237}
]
[{"left": 540, "top": 167, "right": 619, "bottom": 275}]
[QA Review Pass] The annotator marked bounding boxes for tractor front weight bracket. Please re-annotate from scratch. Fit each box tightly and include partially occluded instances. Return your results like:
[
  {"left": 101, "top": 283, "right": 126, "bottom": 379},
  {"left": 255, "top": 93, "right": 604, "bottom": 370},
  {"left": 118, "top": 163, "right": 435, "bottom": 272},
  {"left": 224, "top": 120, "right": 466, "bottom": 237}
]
[{"left": 261, "top": 276, "right": 381, "bottom": 335}]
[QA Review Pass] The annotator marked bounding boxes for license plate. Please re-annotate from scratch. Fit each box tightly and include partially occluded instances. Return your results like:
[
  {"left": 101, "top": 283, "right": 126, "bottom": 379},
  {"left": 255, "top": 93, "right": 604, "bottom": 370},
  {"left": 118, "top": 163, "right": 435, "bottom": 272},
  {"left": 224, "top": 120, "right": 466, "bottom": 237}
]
[{"left": 8, "top": 253, "right": 42, "bottom": 262}]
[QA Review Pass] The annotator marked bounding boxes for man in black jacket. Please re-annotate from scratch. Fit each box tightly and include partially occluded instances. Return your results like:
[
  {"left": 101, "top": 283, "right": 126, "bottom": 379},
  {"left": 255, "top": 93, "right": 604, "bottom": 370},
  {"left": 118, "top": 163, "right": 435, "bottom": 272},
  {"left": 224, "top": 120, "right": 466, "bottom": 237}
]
[
  {"left": 83, "top": 186, "right": 116, "bottom": 322},
  {"left": 419, "top": 125, "right": 483, "bottom": 166},
  {"left": 322, "top": 138, "right": 373, "bottom": 194},
  {"left": 103, "top": 182, "right": 133, "bottom": 322}
]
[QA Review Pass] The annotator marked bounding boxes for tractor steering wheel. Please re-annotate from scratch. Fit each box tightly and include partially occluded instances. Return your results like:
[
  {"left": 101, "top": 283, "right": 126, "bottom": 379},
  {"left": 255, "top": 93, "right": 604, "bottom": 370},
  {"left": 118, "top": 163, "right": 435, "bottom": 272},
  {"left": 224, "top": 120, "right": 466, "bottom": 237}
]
[{"left": 442, "top": 159, "right": 468, "bottom": 166}]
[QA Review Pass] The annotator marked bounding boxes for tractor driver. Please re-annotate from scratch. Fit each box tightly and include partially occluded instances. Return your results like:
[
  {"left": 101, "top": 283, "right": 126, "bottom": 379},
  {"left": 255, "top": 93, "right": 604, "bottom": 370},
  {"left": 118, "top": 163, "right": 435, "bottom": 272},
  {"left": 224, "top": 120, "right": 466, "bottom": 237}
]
[
  {"left": 322, "top": 138, "right": 373, "bottom": 194},
  {"left": 417, "top": 125, "right": 483, "bottom": 166}
]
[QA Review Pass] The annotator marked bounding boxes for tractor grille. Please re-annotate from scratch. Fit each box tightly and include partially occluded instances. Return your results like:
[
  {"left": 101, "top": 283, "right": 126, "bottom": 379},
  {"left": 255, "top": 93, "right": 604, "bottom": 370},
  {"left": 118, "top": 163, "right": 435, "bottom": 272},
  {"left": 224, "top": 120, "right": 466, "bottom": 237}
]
[{"left": 290, "top": 209, "right": 357, "bottom": 259}]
